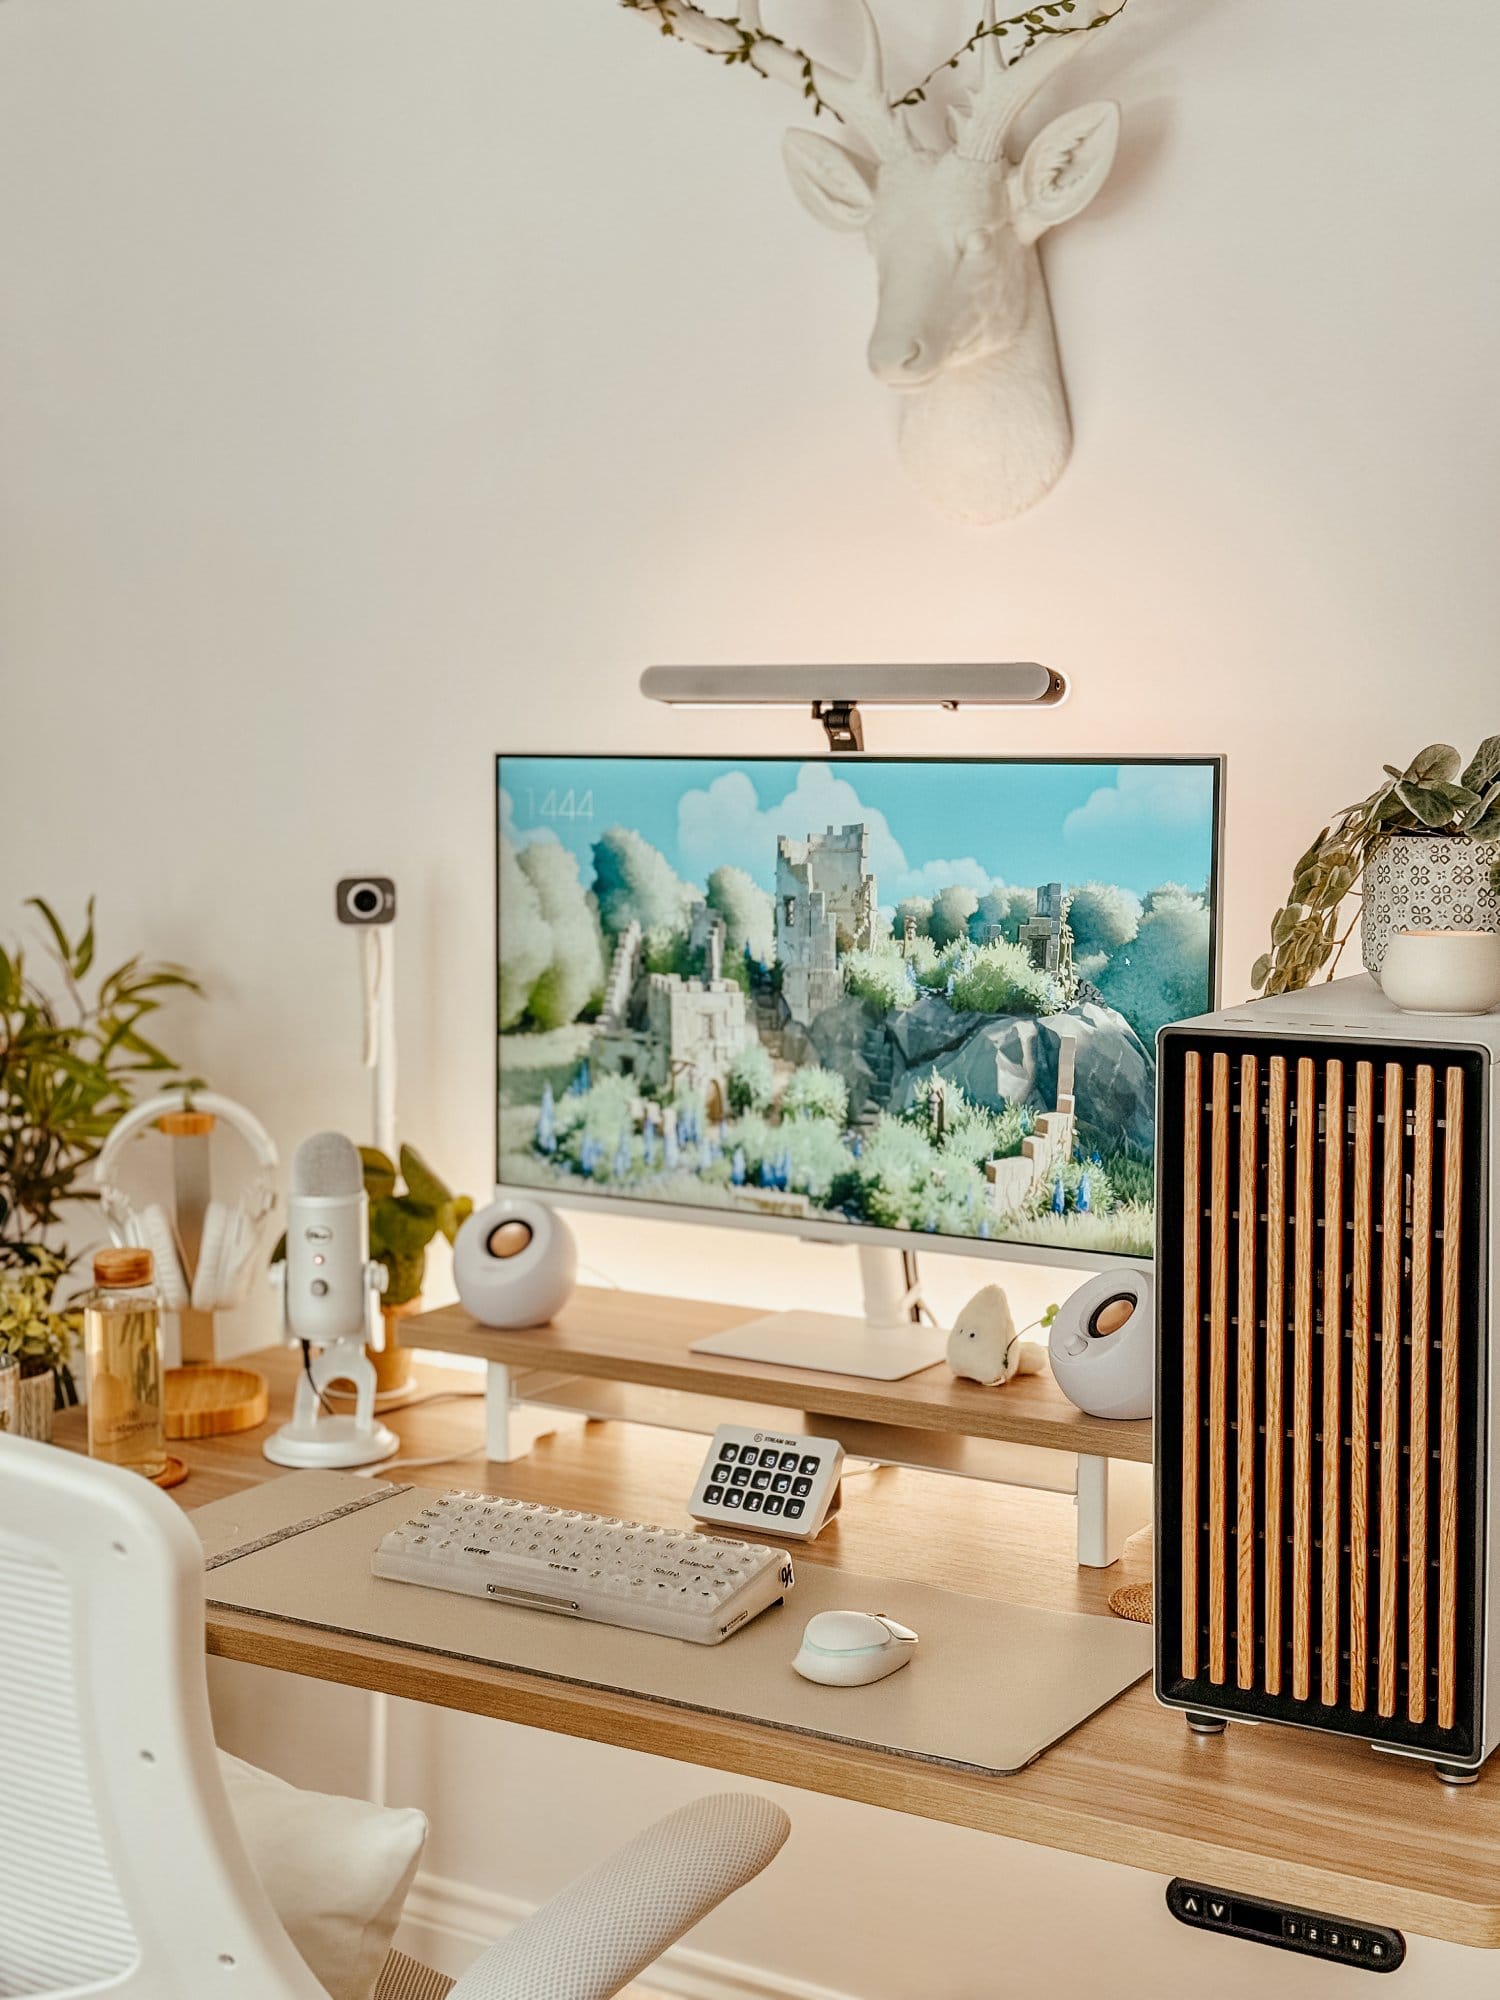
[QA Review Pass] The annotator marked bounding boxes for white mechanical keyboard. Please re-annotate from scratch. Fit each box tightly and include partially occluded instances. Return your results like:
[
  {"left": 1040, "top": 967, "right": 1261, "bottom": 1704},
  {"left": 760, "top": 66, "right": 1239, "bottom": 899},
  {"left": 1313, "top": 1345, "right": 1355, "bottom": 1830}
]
[{"left": 371, "top": 1490, "right": 796, "bottom": 1645}]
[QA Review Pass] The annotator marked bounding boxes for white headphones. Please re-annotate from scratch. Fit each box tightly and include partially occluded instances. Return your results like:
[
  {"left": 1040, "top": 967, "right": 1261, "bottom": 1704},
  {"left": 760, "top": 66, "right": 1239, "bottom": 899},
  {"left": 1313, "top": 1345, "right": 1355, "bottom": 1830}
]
[{"left": 95, "top": 1091, "right": 281, "bottom": 1314}]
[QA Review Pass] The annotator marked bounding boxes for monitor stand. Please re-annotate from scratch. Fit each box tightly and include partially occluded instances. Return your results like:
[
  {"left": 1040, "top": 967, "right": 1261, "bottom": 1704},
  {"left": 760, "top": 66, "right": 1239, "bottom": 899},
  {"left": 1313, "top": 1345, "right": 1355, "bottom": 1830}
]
[{"left": 688, "top": 1247, "right": 946, "bottom": 1382}]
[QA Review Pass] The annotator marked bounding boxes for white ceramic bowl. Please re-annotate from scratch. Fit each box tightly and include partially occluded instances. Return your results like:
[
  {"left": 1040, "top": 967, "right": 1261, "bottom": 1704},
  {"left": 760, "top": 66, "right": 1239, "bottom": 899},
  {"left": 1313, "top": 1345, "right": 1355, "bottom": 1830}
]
[{"left": 1379, "top": 928, "right": 1500, "bottom": 1015}]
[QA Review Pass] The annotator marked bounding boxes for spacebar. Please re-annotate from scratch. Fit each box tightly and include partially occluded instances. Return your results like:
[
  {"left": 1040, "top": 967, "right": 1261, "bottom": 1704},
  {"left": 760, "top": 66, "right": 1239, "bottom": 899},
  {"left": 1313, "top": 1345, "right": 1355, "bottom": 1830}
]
[{"left": 480, "top": 1581, "right": 584, "bottom": 1613}]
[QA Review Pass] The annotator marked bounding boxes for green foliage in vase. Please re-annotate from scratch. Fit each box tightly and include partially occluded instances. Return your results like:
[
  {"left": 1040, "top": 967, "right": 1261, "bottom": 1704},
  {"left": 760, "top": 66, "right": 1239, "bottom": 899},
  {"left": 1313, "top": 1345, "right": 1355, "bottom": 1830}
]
[
  {"left": 360, "top": 1145, "right": 474, "bottom": 1308},
  {"left": 1253, "top": 741, "right": 1500, "bottom": 997}
]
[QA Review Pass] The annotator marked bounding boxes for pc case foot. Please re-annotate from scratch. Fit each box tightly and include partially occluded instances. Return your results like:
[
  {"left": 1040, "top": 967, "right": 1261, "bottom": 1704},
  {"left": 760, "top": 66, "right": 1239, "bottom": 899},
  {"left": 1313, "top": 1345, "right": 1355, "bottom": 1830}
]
[
  {"left": 1433, "top": 1762, "right": 1481, "bottom": 1787},
  {"left": 1185, "top": 1713, "right": 1227, "bottom": 1737}
]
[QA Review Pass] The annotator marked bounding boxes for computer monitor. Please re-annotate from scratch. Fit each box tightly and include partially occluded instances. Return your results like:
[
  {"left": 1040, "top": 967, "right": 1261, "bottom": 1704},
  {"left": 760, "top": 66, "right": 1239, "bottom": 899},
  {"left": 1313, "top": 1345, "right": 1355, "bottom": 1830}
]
[{"left": 497, "top": 753, "right": 1223, "bottom": 1374}]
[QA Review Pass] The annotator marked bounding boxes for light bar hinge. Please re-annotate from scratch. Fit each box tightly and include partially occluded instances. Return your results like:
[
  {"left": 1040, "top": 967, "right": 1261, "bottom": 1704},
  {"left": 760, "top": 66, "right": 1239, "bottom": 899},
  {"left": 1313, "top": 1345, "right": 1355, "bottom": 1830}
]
[{"left": 812, "top": 700, "right": 864, "bottom": 752}]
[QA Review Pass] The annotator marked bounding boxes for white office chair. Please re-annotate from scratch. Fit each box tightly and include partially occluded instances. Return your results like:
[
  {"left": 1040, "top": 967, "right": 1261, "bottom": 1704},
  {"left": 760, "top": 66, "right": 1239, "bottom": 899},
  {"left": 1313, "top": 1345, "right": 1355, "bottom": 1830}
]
[{"left": 0, "top": 1433, "right": 791, "bottom": 2000}]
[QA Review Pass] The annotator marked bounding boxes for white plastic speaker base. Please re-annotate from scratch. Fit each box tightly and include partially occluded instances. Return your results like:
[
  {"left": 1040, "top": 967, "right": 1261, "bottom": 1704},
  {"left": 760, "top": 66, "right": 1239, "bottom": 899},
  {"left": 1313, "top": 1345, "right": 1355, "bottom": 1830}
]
[{"left": 263, "top": 1416, "right": 400, "bottom": 1469}]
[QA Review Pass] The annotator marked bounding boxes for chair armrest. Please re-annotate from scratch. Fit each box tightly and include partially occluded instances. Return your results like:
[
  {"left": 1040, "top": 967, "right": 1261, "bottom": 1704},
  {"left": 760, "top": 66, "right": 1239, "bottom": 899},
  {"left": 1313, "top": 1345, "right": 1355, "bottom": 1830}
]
[{"left": 446, "top": 1792, "right": 790, "bottom": 2000}]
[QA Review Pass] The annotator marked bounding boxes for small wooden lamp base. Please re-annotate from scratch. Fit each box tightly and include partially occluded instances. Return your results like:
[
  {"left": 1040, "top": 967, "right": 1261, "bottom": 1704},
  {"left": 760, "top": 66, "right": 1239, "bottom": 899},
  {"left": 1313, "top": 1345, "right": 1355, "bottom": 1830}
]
[{"left": 164, "top": 1366, "right": 270, "bottom": 1439}]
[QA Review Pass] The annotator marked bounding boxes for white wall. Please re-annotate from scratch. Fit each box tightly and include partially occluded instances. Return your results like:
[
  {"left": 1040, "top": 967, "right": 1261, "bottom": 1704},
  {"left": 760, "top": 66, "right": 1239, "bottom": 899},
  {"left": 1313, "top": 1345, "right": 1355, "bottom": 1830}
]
[{"left": 6, "top": 0, "right": 1500, "bottom": 1992}]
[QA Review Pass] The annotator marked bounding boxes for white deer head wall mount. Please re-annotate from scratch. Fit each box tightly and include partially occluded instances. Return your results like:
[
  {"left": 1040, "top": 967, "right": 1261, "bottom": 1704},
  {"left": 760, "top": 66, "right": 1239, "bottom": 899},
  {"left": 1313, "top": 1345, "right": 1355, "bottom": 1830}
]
[{"left": 630, "top": 2, "right": 1124, "bottom": 525}]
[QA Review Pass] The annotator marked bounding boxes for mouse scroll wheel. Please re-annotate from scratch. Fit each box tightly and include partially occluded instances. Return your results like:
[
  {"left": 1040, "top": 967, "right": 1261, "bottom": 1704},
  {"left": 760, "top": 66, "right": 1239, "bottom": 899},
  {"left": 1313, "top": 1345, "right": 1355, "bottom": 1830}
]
[{"left": 875, "top": 1615, "right": 918, "bottom": 1645}]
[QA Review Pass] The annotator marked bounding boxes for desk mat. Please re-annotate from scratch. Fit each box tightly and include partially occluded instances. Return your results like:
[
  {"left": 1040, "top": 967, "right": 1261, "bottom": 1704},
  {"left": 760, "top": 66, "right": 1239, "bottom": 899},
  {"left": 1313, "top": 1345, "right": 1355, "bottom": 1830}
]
[{"left": 195, "top": 1472, "right": 1151, "bottom": 1777}]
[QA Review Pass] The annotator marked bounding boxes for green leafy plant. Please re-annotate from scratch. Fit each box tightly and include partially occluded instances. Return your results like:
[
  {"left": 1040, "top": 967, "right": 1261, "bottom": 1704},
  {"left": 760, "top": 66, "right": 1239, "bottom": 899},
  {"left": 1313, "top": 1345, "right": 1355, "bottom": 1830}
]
[
  {"left": 1253, "top": 742, "right": 1500, "bottom": 997},
  {"left": 0, "top": 899, "right": 200, "bottom": 1403},
  {"left": 0, "top": 897, "right": 202, "bottom": 1249},
  {"left": 359, "top": 1145, "right": 474, "bottom": 1308}
]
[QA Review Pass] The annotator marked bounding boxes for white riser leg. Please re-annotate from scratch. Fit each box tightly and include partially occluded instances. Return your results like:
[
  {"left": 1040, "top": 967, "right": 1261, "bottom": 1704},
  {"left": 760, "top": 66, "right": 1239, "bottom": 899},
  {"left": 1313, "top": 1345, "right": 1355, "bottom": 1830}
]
[
  {"left": 483, "top": 1360, "right": 559, "bottom": 1463},
  {"left": 1076, "top": 1455, "right": 1153, "bottom": 1568}
]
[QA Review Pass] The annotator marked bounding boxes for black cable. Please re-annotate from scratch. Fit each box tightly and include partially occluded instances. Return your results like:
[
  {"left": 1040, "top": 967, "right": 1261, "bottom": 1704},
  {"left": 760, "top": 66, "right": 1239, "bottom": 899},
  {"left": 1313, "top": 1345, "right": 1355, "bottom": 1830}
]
[{"left": 300, "top": 1338, "right": 335, "bottom": 1417}]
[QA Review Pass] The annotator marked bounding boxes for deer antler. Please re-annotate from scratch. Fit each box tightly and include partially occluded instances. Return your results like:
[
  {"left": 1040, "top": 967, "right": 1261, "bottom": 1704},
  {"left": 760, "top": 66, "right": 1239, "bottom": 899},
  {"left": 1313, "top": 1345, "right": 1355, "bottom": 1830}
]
[
  {"left": 950, "top": 2, "right": 1097, "bottom": 164},
  {"left": 630, "top": 1, "right": 913, "bottom": 163}
]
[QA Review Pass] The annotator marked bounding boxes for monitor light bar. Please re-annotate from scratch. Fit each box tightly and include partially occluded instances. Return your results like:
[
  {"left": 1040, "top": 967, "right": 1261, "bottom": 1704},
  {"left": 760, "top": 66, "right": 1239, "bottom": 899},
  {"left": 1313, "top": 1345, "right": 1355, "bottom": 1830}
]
[{"left": 640, "top": 662, "right": 1067, "bottom": 751}]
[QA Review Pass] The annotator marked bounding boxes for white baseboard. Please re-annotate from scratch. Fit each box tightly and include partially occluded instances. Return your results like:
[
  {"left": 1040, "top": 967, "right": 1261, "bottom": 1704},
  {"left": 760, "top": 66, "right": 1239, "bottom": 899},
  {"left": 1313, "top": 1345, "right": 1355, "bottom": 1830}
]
[{"left": 398, "top": 1870, "right": 856, "bottom": 2000}]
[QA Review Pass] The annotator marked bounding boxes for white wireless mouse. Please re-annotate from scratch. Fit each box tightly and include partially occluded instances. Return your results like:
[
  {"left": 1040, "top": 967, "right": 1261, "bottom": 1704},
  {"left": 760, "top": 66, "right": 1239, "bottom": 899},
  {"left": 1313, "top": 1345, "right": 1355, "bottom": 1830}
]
[{"left": 792, "top": 1610, "right": 919, "bottom": 1687}]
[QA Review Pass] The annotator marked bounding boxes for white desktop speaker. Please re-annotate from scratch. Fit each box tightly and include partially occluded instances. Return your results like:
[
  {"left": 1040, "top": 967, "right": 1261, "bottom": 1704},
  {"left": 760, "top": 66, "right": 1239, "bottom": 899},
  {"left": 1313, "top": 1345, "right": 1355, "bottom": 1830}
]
[
  {"left": 454, "top": 1195, "right": 577, "bottom": 1328},
  {"left": 1047, "top": 1268, "right": 1154, "bottom": 1420}
]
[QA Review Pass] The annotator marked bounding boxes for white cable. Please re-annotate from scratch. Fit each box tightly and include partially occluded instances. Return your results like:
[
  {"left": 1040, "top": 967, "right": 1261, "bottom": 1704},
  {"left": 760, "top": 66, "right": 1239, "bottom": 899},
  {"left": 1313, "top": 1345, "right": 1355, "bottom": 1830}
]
[
  {"left": 356, "top": 1448, "right": 490, "bottom": 1480},
  {"left": 577, "top": 1262, "right": 620, "bottom": 1290}
]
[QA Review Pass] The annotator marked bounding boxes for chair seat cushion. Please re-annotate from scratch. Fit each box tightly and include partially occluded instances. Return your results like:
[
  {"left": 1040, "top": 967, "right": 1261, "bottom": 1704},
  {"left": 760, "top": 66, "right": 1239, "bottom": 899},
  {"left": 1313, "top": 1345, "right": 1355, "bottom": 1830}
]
[{"left": 219, "top": 1750, "right": 428, "bottom": 2000}]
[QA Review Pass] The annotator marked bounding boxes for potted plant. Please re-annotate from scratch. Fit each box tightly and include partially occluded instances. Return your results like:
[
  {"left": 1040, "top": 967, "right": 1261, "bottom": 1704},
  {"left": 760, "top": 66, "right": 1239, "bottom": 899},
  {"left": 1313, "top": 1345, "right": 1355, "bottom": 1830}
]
[
  {"left": 360, "top": 1145, "right": 473, "bottom": 1398},
  {"left": 0, "top": 898, "right": 201, "bottom": 1430},
  {"left": 1253, "top": 741, "right": 1500, "bottom": 996},
  {"left": 0, "top": 1250, "right": 83, "bottom": 1441}
]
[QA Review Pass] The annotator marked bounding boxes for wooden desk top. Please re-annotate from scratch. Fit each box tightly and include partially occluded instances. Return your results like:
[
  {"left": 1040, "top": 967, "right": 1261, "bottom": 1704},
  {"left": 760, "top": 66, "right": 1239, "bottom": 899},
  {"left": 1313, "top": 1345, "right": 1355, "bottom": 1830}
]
[
  {"left": 56, "top": 1349, "right": 1500, "bottom": 1949},
  {"left": 405, "top": 1289, "right": 1152, "bottom": 1464}
]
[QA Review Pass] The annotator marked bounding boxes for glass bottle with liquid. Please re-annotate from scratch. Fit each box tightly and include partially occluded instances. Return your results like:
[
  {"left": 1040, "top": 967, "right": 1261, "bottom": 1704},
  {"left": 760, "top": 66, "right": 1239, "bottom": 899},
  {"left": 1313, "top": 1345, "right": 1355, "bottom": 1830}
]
[{"left": 84, "top": 1246, "right": 167, "bottom": 1479}]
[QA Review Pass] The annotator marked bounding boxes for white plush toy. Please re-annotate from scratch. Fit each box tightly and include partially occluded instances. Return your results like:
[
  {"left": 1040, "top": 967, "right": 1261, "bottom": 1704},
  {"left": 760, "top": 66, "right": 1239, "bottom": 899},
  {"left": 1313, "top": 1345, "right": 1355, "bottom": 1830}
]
[{"left": 945, "top": 1284, "right": 1049, "bottom": 1387}]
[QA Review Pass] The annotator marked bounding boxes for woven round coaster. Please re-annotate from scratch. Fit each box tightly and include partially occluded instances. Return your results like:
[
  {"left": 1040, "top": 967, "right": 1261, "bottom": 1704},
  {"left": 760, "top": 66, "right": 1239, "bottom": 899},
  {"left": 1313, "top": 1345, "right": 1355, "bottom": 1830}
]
[
  {"left": 1108, "top": 1580, "right": 1153, "bottom": 1625},
  {"left": 151, "top": 1455, "right": 190, "bottom": 1491}
]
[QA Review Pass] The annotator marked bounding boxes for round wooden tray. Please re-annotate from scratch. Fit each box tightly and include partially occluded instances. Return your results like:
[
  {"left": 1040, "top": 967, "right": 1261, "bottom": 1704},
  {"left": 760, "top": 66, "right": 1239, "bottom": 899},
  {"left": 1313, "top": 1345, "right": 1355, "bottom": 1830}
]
[{"left": 164, "top": 1366, "right": 269, "bottom": 1439}]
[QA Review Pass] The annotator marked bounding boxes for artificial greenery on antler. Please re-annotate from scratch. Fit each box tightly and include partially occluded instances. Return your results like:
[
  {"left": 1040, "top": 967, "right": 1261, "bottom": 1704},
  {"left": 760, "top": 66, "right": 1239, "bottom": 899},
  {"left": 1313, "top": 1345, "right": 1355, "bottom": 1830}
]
[
  {"left": 620, "top": 0, "right": 1128, "bottom": 122},
  {"left": 1252, "top": 741, "right": 1500, "bottom": 998}
]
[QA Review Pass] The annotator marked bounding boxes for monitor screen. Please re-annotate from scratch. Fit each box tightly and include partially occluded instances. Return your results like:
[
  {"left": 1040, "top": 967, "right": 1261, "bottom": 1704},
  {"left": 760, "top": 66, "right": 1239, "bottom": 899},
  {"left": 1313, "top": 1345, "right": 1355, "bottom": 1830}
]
[{"left": 498, "top": 754, "right": 1222, "bottom": 1263}]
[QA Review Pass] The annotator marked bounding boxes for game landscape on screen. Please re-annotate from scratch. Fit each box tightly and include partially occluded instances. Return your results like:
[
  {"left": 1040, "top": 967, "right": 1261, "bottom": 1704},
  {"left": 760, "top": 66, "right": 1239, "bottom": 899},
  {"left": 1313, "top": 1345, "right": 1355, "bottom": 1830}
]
[{"left": 497, "top": 757, "right": 1218, "bottom": 1257}]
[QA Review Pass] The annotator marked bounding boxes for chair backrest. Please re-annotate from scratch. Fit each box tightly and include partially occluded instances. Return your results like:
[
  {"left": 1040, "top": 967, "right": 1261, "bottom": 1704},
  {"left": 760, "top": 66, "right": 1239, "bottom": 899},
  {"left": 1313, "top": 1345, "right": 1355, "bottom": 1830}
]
[{"left": 0, "top": 1433, "right": 327, "bottom": 2000}]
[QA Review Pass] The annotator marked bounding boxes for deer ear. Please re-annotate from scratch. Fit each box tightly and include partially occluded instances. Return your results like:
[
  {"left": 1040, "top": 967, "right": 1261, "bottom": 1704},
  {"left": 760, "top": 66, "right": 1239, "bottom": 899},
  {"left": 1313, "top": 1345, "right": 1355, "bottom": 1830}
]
[
  {"left": 1011, "top": 101, "right": 1120, "bottom": 247},
  {"left": 783, "top": 129, "right": 878, "bottom": 232}
]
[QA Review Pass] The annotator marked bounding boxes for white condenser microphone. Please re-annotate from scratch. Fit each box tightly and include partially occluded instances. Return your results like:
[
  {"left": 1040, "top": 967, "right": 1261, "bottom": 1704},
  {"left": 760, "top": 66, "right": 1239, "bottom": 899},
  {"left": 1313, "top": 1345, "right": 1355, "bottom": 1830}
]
[
  {"left": 264, "top": 1131, "right": 398, "bottom": 1470},
  {"left": 285, "top": 1132, "right": 375, "bottom": 1349}
]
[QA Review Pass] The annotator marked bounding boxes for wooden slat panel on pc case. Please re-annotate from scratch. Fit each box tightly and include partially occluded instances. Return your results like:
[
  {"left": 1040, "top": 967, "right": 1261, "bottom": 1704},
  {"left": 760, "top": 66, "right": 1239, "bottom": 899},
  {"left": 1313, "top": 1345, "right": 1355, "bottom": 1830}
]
[
  {"left": 1408, "top": 1066, "right": 1435, "bottom": 1726},
  {"left": 1378, "top": 1063, "right": 1404, "bottom": 1721},
  {"left": 1236, "top": 1052, "right": 1259, "bottom": 1691},
  {"left": 1320, "top": 1059, "right": 1345, "bottom": 1707},
  {"left": 1181, "top": 1049, "right": 1203, "bottom": 1681},
  {"left": 1263, "top": 1055, "right": 1289, "bottom": 1696},
  {"left": 1208, "top": 1051, "right": 1231, "bottom": 1685},
  {"left": 1349, "top": 1062, "right": 1375, "bottom": 1714},
  {"left": 1439, "top": 1067, "right": 1465, "bottom": 1732},
  {"left": 1291, "top": 1057, "right": 1317, "bottom": 1703}
]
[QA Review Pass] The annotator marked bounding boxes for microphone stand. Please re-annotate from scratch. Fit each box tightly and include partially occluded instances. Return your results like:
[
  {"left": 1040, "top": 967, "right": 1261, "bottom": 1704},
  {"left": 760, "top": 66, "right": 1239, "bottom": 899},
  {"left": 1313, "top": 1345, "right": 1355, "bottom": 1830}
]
[{"left": 262, "top": 1255, "right": 398, "bottom": 1469}]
